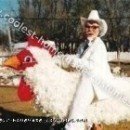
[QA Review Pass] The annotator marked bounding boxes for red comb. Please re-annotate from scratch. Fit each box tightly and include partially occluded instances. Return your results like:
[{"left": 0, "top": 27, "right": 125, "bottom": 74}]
[
  {"left": 27, "top": 36, "right": 57, "bottom": 57},
  {"left": 27, "top": 36, "right": 45, "bottom": 48}
]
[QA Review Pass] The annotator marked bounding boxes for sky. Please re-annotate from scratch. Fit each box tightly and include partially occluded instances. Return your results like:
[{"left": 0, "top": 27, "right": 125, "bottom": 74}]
[
  {"left": 0, "top": 0, "right": 19, "bottom": 14},
  {"left": 0, "top": 0, "right": 19, "bottom": 30}
]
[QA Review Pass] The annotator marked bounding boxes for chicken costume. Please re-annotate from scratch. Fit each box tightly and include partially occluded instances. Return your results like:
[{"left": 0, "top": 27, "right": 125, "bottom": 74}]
[
  {"left": 3, "top": 37, "right": 56, "bottom": 101},
  {"left": 3, "top": 10, "right": 130, "bottom": 130}
]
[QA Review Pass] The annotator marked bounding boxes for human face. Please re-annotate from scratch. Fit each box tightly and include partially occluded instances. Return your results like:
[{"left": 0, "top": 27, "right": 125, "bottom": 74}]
[{"left": 85, "top": 22, "right": 100, "bottom": 40}]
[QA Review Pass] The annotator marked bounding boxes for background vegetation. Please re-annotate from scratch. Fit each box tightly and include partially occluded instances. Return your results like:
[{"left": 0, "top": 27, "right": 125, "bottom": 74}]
[{"left": 1, "top": 0, "right": 130, "bottom": 52}]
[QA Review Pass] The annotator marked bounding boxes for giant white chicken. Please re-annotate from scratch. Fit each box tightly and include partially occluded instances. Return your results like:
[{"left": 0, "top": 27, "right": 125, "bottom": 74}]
[{"left": 4, "top": 37, "right": 130, "bottom": 126}]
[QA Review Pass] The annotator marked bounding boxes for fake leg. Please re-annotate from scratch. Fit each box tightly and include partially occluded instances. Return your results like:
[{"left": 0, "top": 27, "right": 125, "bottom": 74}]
[{"left": 65, "top": 76, "right": 94, "bottom": 130}]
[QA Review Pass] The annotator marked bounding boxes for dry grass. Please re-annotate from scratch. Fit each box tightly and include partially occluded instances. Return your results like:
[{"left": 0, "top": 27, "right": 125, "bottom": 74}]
[
  {"left": 109, "top": 62, "right": 130, "bottom": 76},
  {"left": 0, "top": 87, "right": 42, "bottom": 116}
]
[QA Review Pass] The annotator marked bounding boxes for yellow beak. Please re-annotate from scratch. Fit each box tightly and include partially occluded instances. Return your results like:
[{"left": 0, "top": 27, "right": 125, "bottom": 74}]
[{"left": 3, "top": 55, "right": 21, "bottom": 69}]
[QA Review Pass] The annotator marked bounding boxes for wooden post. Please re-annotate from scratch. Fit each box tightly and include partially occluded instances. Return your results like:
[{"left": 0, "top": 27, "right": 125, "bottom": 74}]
[
  {"left": 117, "top": 47, "right": 120, "bottom": 67},
  {"left": 7, "top": 26, "right": 13, "bottom": 52},
  {"left": 117, "top": 38, "right": 121, "bottom": 67}
]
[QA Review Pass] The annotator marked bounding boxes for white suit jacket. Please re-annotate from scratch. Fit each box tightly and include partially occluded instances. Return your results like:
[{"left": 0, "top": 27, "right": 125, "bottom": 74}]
[
  {"left": 76, "top": 37, "right": 112, "bottom": 77},
  {"left": 74, "top": 37, "right": 112, "bottom": 99},
  {"left": 56, "top": 37, "right": 113, "bottom": 100}
]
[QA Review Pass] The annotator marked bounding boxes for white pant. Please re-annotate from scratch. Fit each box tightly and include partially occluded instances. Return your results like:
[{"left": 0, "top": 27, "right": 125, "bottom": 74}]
[{"left": 65, "top": 76, "right": 94, "bottom": 130}]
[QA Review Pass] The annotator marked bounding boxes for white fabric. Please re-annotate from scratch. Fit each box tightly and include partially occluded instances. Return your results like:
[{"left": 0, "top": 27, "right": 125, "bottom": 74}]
[
  {"left": 23, "top": 38, "right": 130, "bottom": 130},
  {"left": 65, "top": 37, "right": 130, "bottom": 130}
]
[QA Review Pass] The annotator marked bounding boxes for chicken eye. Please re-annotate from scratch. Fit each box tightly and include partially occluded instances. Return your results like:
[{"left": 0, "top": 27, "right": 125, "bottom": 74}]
[{"left": 24, "top": 56, "right": 33, "bottom": 63}]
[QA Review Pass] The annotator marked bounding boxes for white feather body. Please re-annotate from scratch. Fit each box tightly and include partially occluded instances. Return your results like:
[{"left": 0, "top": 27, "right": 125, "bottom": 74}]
[{"left": 24, "top": 47, "right": 130, "bottom": 125}]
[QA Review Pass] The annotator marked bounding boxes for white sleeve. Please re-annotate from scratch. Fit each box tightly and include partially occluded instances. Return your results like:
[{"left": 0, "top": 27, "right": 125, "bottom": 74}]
[
  {"left": 53, "top": 43, "right": 106, "bottom": 72},
  {"left": 68, "top": 44, "right": 106, "bottom": 72},
  {"left": 53, "top": 54, "right": 76, "bottom": 69}
]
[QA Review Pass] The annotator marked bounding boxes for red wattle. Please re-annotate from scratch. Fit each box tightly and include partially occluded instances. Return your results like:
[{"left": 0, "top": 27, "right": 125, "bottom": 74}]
[{"left": 18, "top": 77, "right": 34, "bottom": 101}]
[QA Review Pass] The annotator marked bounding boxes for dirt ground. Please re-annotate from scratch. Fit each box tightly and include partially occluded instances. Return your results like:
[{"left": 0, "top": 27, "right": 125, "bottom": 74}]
[
  {"left": 110, "top": 62, "right": 130, "bottom": 76},
  {"left": 0, "top": 63, "right": 130, "bottom": 130}
]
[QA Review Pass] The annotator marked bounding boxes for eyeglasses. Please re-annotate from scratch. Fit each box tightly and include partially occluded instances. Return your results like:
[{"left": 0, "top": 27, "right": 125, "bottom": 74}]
[{"left": 85, "top": 25, "right": 99, "bottom": 30}]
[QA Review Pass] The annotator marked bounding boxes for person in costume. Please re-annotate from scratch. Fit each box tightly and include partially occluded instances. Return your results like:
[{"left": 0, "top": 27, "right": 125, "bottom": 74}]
[{"left": 65, "top": 10, "right": 130, "bottom": 130}]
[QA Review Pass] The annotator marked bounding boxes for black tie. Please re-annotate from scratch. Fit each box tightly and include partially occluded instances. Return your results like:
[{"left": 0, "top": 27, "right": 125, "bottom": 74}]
[{"left": 80, "top": 40, "right": 89, "bottom": 58}]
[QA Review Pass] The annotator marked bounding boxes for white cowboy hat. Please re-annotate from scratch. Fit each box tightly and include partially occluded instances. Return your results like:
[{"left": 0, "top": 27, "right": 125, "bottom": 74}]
[{"left": 80, "top": 10, "right": 108, "bottom": 37}]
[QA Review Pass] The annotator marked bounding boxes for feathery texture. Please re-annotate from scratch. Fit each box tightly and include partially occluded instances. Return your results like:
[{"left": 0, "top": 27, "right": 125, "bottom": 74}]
[
  {"left": 24, "top": 46, "right": 130, "bottom": 125},
  {"left": 24, "top": 47, "right": 80, "bottom": 119}
]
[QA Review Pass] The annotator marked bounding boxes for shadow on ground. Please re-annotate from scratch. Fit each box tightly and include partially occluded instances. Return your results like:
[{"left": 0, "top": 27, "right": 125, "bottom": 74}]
[{"left": 0, "top": 107, "right": 65, "bottom": 130}]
